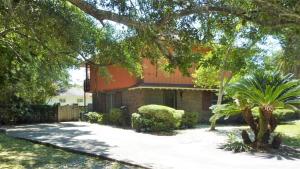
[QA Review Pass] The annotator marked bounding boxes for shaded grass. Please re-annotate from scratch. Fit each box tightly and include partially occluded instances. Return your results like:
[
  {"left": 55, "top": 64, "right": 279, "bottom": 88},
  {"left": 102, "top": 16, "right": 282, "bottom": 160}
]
[
  {"left": 0, "top": 134, "right": 140, "bottom": 169},
  {"left": 276, "top": 120, "right": 300, "bottom": 148}
]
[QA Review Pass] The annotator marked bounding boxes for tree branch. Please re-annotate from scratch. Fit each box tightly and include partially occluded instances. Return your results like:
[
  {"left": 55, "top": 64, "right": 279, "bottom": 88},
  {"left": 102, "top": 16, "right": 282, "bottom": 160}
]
[
  {"left": 0, "top": 26, "right": 24, "bottom": 37},
  {"left": 67, "top": 0, "right": 144, "bottom": 29}
]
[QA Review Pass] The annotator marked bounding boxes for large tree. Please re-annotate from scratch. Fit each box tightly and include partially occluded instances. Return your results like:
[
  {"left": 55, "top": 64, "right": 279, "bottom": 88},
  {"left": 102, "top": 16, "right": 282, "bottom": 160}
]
[
  {"left": 0, "top": 0, "right": 103, "bottom": 104},
  {"left": 67, "top": 0, "right": 300, "bottom": 74}
]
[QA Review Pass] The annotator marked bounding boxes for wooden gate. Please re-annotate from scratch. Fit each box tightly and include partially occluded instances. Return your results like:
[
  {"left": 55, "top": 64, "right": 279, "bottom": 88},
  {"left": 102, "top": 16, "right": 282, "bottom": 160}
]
[{"left": 58, "top": 105, "right": 81, "bottom": 122}]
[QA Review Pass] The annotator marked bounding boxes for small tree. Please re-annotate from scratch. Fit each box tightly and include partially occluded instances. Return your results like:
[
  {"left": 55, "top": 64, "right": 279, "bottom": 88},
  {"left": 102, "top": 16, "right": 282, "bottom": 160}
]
[
  {"left": 211, "top": 71, "right": 300, "bottom": 149},
  {"left": 193, "top": 43, "right": 257, "bottom": 130}
]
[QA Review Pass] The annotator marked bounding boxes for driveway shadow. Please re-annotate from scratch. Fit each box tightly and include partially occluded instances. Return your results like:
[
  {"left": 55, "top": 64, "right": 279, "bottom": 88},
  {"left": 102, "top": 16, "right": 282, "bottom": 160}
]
[{"left": 6, "top": 123, "right": 112, "bottom": 156}]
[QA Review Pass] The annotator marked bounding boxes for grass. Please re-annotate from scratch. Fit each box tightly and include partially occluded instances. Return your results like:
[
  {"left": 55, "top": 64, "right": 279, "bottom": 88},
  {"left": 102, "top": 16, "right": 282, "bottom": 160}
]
[
  {"left": 276, "top": 120, "right": 300, "bottom": 148},
  {"left": 0, "top": 133, "right": 140, "bottom": 169}
]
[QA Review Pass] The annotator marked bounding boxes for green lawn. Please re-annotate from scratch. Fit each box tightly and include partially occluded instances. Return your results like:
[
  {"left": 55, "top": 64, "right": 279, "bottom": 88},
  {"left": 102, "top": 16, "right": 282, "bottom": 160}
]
[
  {"left": 0, "top": 133, "right": 139, "bottom": 169},
  {"left": 276, "top": 120, "right": 300, "bottom": 148}
]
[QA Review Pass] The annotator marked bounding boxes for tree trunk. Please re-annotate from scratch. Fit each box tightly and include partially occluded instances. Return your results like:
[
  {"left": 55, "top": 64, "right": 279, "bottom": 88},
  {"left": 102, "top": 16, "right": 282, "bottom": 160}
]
[
  {"left": 257, "top": 107, "right": 272, "bottom": 148},
  {"left": 241, "top": 107, "right": 259, "bottom": 144},
  {"left": 209, "top": 76, "right": 224, "bottom": 130},
  {"left": 210, "top": 73, "right": 232, "bottom": 131}
]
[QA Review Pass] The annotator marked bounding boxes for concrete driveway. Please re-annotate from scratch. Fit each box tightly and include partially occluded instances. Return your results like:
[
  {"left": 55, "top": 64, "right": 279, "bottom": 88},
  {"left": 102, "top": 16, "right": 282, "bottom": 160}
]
[{"left": 4, "top": 122, "right": 300, "bottom": 169}]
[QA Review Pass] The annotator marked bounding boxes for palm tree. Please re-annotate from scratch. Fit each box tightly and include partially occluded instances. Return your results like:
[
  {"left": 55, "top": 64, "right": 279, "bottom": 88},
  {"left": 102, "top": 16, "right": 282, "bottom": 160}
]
[{"left": 211, "top": 71, "right": 300, "bottom": 149}]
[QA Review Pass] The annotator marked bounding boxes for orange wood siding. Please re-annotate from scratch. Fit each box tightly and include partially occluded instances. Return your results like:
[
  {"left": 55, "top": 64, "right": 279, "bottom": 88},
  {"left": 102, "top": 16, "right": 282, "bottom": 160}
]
[
  {"left": 90, "top": 65, "right": 138, "bottom": 92},
  {"left": 142, "top": 59, "right": 193, "bottom": 84},
  {"left": 90, "top": 59, "right": 194, "bottom": 92}
]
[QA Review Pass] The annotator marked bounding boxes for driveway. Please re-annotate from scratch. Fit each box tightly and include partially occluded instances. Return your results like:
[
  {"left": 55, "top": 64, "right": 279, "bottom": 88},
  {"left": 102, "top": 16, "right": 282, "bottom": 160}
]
[{"left": 4, "top": 122, "right": 300, "bottom": 169}]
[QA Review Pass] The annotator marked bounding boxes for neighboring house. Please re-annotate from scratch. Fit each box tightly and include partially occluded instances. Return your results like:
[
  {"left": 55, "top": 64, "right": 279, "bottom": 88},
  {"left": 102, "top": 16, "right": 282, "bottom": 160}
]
[
  {"left": 48, "top": 86, "right": 92, "bottom": 106},
  {"left": 85, "top": 59, "right": 217, "bottom": 122}
]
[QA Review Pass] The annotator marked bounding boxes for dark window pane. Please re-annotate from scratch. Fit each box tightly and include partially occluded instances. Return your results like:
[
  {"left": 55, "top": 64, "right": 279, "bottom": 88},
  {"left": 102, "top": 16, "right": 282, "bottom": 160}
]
[
  {"left": 114, "top": 91, "right": 122, "bottom": 108},
  {"left": 202, "top": 91, "right": 212, "bottom": 111},
  {"left": 163, "top": 90, "right": 177, "bottom": 109}
]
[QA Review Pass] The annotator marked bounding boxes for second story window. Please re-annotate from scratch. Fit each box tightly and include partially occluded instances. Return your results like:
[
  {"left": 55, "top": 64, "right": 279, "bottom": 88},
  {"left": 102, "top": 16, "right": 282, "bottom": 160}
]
[{"left": 77, "top": 98, "right": 83, "bottom": 103}]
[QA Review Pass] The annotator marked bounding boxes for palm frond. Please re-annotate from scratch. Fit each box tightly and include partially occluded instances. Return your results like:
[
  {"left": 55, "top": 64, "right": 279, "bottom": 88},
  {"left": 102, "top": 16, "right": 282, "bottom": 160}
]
[
  {"left": 227, "top": 71, "right": 300, "bottom": 108},
  {"left": 209, "top": 103, "right": 242, "bottom": 122}
]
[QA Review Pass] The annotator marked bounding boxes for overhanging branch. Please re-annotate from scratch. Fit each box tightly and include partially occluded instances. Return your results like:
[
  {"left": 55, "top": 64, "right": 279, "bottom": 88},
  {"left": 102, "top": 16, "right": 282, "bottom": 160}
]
[{"left": 67, "top": 0, "right": 144, "bottom": 29}]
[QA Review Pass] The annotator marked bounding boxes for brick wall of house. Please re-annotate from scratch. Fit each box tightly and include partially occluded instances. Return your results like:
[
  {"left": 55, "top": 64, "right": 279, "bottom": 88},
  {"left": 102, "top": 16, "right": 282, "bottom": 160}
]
[
  {"left": 143, "top": 90, "right": 164, "bottom": 105},
  {"left": 122, "top": 90, "right": 145, "bottom": 114},
  {"left": 176, "top": 90, "right": 211, "bottom": 122},
  {"left": 120, "top": 89, "right": 213, "bottom": 122},
  {"left": 93, "top": 89, "right": 214, "bottom": 122}
]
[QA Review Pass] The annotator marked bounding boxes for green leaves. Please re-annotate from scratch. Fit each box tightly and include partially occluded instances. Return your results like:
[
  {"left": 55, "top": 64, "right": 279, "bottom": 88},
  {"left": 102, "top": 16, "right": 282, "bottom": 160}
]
[
  {"left": 211, "top": 70, "right": 300, "bottom": 122},
  {"left": 228, "top": 71, "right": 300, "bottom": 110},
  {"left": 209, "top": 103, "right": 242, "bottom": 122},
  {"left": 0, "top": 0, "right": 104, "bottom": 104}
]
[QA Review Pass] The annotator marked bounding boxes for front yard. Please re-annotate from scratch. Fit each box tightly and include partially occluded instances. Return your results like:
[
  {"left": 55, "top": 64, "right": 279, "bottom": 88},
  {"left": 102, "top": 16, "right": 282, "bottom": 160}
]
[
  {"left": 0, "top": 133, "right": 139, "bottom": 169},
  {"left": 3, "top": 121, "right": 300, "bottom": 169},
  {"left": 276, "top": 120, "right": 300, "bottom": 148}
]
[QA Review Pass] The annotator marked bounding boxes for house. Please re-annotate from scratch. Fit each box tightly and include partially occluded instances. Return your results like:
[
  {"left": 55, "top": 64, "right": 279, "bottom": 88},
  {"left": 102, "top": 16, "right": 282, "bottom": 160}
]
[
  {"left": 48, "top": 86, "right": 92, "bottom": 106},
  {"left": 85, "top": 59, "right": 217, "bottom": 122}
]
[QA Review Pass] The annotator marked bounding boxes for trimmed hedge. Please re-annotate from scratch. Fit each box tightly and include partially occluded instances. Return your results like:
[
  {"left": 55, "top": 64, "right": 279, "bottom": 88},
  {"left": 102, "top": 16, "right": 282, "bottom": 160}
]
[
  {"left": 133, "top": 104, "right": 198, "bottom": 133},
  {"left": 174, "top": 110, "right": 184, "bottom": 128},
  {"left": 133, "top": 105, "right": 177, "bottom": 132},
  {"left": 131, "top": 113, "right": 142, "bottom": 131}
]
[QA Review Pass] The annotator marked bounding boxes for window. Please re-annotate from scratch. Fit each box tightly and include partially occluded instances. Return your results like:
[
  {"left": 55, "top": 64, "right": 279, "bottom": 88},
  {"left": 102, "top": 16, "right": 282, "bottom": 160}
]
[
  {"left": 163, "top": 90, "right": 177, "bottom": 109},
  {"left": 59, "top": 98, "right": 66, "bottom": 103},
  {"left": 202, "top": 91, "right": 217, "bottom": 111},
  {"left": 105, "top": 92, "right": 123, "bottom": 113},
  {"left": 77, "top": 98, "right": 83, "bottom": 103}
]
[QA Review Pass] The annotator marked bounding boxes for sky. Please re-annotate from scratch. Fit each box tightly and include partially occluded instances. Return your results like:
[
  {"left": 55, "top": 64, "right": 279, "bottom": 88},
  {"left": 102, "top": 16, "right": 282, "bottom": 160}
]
[{"left": 69, "top": 67, "right": 86, "bottom": 86}]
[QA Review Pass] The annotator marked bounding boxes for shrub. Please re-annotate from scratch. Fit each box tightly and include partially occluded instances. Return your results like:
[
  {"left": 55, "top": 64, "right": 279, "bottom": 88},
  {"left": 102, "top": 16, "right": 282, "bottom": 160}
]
[
  {"left": 86, "top": 112, "right": 104, "bottom": 124},
  {"left": 0, "top": 102, "right": 57, "bottom": 125},
  {"left": 220, "top": 132, "right": 253, "bottom": 153},
  {"left": 173, "top": 110, "right": 184, "bottom": 128},
  {"left": 107, "top": 108, "right": 125, "bottom": 126},
  {"left": 181, "top": 111, "right": 199, "bottom": 129},
  {"left": 131, "top": 113, "right": 142, "bottom": 131},
  {"left": 132, "top": 104, "right": 178, "bottom": 132}
]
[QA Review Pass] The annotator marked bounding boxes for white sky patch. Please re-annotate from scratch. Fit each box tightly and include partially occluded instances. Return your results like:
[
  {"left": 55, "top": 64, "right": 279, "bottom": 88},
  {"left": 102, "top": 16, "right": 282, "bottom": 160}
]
[
  {"left": 69, "top": 67, "right": 86, "bottom": 85},
  {"left": 257, "top": 36, "right": 282, "bottom": 55}
]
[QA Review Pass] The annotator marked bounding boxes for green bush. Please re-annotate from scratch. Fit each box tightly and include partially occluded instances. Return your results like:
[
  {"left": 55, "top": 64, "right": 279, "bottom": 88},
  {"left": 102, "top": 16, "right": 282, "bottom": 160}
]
[
  {"left": 220, "top": 132, "right": 253, "bottom": 153},
  {"left": 174, "top": 110, "right": 184, "bottom": 128},
  {"left": 0, "top": 101, "right": 57, "bottom": 125},
  {"left": 132, "top": 104, "right": 178, "bottom": 132},
  {"left": 107, "top": 108, "right": 125, "bottom": 126},
  {"left": 181, "top": 111, "right": 199, "bottom": 129},
  {"left": 86, "top": 112, "right": 104, "bottom": 124},
  {"left": 131, "top": 113, "right": 142, "bottom": 131}
]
